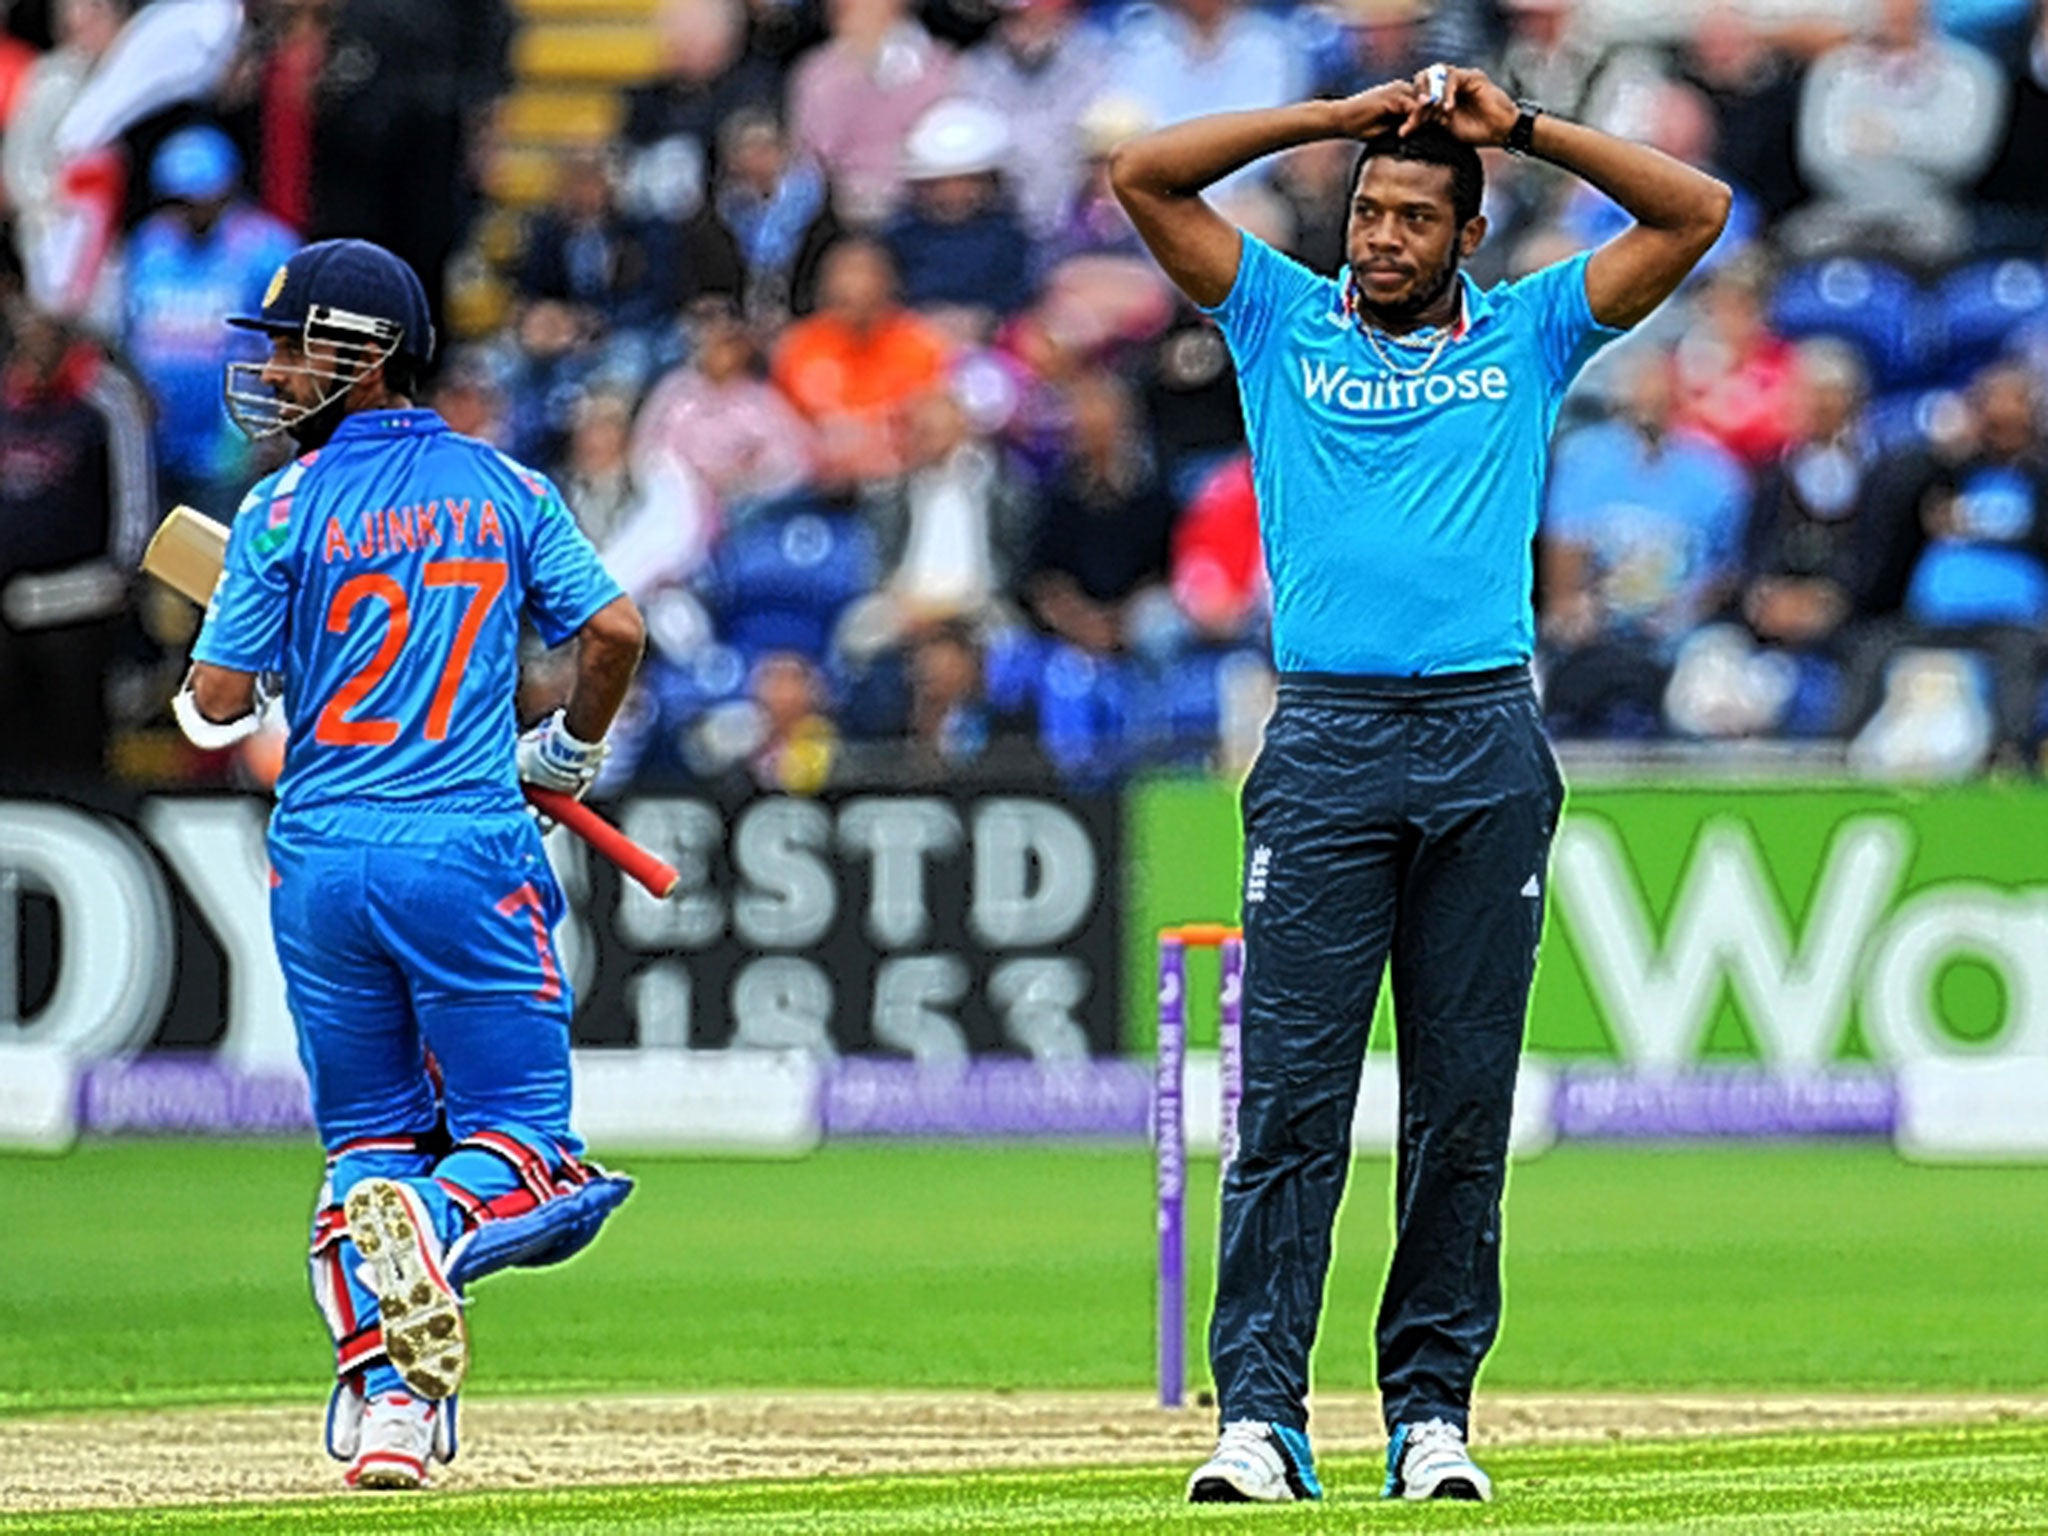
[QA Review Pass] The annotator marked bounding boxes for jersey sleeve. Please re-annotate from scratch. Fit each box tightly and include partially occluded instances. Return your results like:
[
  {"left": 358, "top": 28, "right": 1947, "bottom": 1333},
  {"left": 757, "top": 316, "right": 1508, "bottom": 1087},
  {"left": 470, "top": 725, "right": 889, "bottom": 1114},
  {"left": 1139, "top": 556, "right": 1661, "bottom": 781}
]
[
  {"left": 520, "top": 475, "right": 625, "bottom": 646},
  {"left": 1506, "top": 251, "right": 1628, "bottom": 390},
  {"left": 1199, "top": 230, "right": 1325, "bottom": 367},
  {"left": 189, "top": 478, "right": 294, "bottom": 673}
]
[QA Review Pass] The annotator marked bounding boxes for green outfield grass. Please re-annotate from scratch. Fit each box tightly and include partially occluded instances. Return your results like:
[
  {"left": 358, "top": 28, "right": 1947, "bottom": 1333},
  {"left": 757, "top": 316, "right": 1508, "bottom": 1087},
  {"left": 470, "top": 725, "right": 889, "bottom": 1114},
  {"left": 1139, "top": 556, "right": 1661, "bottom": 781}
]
[
  {"left": 7, "top": 1424, "right": 2048, "bottom": 1535},
  {"left": 3, "top": 1141, "right": 2047, "bottom": 1414}
]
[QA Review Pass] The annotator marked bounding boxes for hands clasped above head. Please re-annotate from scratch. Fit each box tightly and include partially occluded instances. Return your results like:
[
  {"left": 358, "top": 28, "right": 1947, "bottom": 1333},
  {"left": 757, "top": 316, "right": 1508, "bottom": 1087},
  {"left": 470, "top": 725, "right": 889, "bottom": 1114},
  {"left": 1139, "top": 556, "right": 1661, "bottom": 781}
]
[
  {"left": 1398, "top": 65, "right": 1522, "bottom": 145},
  {"left": 1330, "top": 80, "right": 1422, "bottom": 141},
  {"left": 1331, "top": 67, "right": 1522, "bottom": 147}
]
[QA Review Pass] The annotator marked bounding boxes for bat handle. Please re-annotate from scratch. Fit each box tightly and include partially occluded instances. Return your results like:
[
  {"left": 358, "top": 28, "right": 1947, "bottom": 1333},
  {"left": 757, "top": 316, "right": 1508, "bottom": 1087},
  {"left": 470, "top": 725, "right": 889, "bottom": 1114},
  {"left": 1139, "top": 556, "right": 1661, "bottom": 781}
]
[{"left": 523, "top": 787, "right": 681, "bottom": 898}]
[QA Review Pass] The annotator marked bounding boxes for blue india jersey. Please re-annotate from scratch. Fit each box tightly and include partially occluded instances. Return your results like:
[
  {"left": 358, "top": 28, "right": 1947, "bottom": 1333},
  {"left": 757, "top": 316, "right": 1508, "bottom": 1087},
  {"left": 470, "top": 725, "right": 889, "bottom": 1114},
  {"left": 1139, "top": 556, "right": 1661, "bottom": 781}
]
[
  {"left": 191, "top": 409, "right": 622, "bottom": 819},
  {"left": 1204, "top": 233, "right": 1625, "bottom": 675}
]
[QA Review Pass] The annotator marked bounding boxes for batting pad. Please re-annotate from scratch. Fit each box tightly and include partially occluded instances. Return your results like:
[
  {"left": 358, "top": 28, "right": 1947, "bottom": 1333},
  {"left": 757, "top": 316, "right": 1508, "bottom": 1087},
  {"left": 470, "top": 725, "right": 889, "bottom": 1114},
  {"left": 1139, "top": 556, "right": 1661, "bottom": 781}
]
[{"left": 444, "top": 1170, "right": 634, "bottom": 1288}]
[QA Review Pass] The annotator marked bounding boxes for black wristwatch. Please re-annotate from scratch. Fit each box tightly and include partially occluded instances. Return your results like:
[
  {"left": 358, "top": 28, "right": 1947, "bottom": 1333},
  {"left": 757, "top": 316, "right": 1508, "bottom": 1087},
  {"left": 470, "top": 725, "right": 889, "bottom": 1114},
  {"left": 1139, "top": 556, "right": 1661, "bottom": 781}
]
[{"left": 1505, "top": 100, "right": 1544, "bottom": 157}]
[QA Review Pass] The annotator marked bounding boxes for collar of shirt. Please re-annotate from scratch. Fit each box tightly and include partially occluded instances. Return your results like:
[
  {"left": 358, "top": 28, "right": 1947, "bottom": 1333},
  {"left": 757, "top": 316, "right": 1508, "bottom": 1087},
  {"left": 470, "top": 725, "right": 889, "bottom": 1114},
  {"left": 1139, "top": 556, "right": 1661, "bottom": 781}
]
[
  {"left": 329, "top": 408, "right": 448, "bottom": 443},
  {"left": 1331, "top": 267, "right": 1495, "bottom": 340}
]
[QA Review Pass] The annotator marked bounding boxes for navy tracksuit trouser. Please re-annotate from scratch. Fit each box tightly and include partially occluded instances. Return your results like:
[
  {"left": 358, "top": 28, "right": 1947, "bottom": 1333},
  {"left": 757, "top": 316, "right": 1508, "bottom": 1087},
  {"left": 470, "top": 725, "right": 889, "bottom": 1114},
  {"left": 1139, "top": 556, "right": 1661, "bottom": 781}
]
[{"left": 1209, "top": 667, "right": 1564, "bottom": 1437}]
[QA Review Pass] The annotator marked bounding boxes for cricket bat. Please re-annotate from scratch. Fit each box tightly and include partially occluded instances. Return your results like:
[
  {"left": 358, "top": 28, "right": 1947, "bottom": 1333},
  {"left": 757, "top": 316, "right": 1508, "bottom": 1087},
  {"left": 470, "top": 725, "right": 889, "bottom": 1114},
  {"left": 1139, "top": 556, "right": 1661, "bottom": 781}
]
[
  {"left": 142, "top": 504, "right": 230, "bottom": 607},
  {"left": 142, "top": 506, "right": 681, "bottom": 899}
]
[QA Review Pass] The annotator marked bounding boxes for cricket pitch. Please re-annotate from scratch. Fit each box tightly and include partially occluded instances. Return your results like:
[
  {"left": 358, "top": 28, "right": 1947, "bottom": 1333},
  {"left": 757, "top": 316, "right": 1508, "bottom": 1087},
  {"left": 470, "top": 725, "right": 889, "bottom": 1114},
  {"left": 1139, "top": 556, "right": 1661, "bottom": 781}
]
[{"left": 8, "top": 1391, "right": 2048, "bottom": 1513}]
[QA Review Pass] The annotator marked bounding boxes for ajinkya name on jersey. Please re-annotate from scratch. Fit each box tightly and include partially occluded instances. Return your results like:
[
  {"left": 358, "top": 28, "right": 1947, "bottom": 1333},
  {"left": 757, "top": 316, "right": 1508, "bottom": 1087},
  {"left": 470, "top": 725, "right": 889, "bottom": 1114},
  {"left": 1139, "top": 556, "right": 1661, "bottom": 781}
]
[
  {"left": 319, "top": 498, "right": 509, "bottom": 565},
  {"left": 1296, "top": 357, "right": 1513, "bottom": 416}
]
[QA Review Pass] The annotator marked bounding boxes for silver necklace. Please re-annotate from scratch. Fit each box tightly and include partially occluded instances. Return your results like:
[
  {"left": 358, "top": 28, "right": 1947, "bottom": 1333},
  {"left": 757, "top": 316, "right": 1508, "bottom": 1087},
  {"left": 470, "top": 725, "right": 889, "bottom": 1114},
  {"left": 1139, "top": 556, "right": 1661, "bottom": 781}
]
[
  {"left": 1351, "top": 288, "right": 1464, "bottom": 377},
  {"left": 1361, "top": 322, "right": 1451, "bottom": 377}
]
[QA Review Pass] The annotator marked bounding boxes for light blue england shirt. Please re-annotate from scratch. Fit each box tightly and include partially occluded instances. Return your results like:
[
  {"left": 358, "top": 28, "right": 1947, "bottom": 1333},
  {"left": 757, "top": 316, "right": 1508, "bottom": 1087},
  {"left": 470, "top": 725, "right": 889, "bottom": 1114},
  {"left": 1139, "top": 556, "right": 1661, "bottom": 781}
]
[{"left": 1204, "top": 233, "right": 1624, "bottom": 675}]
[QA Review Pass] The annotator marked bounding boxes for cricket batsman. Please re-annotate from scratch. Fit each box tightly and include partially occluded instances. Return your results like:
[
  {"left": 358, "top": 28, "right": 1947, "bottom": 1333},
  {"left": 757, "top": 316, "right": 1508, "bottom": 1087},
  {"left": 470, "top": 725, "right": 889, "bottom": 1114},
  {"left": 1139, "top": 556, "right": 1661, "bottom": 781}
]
[{"left": 175, "top": 238, "right": 647, "bottom": 1489}]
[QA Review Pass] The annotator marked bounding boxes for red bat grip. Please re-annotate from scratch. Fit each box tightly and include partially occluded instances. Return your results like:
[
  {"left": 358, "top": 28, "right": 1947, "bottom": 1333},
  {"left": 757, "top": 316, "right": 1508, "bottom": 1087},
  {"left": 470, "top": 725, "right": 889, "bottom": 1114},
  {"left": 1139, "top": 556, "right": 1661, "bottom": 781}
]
[{"left": 522, "top": 787, "right": 680, "bottom": 898}]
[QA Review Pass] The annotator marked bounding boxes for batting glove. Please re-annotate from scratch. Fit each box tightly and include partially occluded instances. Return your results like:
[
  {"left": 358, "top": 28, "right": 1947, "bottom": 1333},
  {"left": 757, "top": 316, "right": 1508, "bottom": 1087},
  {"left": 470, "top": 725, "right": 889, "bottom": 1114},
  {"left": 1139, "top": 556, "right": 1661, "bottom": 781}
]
[
  {"left": 171, "top": 669, "right": 280, "bottom": 750},
  {"left": 516, "top": 709, "right": 607, "bottom": 798}
]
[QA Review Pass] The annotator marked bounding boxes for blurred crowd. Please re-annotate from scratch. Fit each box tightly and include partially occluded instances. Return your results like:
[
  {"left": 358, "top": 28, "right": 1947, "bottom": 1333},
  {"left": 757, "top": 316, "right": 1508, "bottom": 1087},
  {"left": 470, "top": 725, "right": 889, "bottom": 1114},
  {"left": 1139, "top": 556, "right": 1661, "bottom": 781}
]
[{"left": 3, "top": 0, "right": 2048, "bottom": 790}]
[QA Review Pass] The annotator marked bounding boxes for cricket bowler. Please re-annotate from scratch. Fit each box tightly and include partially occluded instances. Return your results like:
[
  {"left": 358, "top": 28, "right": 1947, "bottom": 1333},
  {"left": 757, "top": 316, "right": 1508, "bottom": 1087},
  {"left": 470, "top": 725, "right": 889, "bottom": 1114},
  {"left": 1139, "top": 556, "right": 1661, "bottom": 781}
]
[{"left": 1112, "top": 66, "right": 1730, "bottom": 1501}]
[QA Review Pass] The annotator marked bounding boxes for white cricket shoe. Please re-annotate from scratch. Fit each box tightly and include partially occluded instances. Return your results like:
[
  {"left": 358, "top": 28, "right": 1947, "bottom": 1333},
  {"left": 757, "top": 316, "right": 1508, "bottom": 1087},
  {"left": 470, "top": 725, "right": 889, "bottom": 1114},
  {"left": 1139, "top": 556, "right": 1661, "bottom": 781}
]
[
  {"left": 1186, "top": 1419, "right": 1323, "bottom": 1503},
  {"left": 344, "top": 1178, "right": 469, "bottom": 1400},
  {"left": 1383, "top": 1417, "right": 1492, "bottom": 1501},
  {"left": 344, "top": 1392, "right": 440, "bottom": 1490}
]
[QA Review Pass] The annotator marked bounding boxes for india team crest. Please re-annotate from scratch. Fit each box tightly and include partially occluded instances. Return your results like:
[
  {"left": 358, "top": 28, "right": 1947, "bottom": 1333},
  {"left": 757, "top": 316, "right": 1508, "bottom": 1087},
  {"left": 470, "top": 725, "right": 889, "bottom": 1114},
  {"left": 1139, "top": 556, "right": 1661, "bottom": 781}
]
[{"left": 263, "top": 264, "right": 288, "bottom": 310}]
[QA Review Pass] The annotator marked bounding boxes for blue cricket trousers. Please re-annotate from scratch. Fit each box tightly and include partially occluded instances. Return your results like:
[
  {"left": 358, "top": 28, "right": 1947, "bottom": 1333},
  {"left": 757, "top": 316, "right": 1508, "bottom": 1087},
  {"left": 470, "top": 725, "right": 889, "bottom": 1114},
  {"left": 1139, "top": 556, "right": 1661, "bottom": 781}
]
[
  {"left": 269, "top": 803, "right": 580, "bottom": 1163},
  {"left": 271, "top": 803, "right": 587, "bottom": 1395},
  {"left": 1209, "top": 667, "right": 1563, "bottom": 1436}
]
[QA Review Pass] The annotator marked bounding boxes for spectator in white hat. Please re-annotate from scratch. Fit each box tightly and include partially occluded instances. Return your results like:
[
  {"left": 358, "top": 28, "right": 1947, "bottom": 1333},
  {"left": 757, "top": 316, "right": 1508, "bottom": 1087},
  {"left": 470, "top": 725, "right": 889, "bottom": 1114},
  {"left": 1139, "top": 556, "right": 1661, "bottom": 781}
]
[{"left": 882, "top": 97, "right": 1034, "bottom": 337}]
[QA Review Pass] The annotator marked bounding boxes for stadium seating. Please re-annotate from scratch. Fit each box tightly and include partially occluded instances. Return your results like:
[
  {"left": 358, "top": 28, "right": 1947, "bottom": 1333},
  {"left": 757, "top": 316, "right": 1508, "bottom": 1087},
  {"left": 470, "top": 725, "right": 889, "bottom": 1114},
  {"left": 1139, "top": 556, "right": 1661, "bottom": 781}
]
[
  {"left": 1035, "top": 645, "right": 1131, "bottom": 781},
  {"left": 1863, "top": 387, "right": 1961, "bottom": 455},
  {"left": 497, "top": 89, "right": 625, "bottom": 148},
  {"left": 514, "top": 0, "right": 661, "bottom": 17},
  {"left": 485, "top": 2, "right": 663, "bottom": 211},
  {"left": 1773, "top": 256, "right": 2048, "bottom": 396},
  {"left": 1779, "top": 653, "right": 1847, "bottom": 739},
  {"left": 1771, "top": 258, "right": 1932, "bottom": 391},
  {"left": 646, "top": 645, "right": 750, "bottom": 725},
  {"left": 1122, "top": 649, "right": 1237, "bottom": 769},
  {"left": 983, "top": 629, "right": 1047, "bottom": 717},
  {"left": 978, "top": 640, "right": 1270, "bottom": 782},
  {"left": 511, "top": 24, "right": 663, "bottom": 85},
  {"left": 701, "top": 511, "right": 879, "bottom": 664},
  {"left": 1931, "top": 259, "right": 2048, "bottom": 384}
]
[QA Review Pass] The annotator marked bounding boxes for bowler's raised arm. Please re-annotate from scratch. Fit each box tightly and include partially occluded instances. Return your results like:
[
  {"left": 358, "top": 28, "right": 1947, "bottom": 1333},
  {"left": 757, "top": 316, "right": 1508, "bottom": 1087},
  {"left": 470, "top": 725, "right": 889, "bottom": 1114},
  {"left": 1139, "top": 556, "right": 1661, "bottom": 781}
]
[{"left": 1109, "top": 86, "right": 1420, "bottom": 308}]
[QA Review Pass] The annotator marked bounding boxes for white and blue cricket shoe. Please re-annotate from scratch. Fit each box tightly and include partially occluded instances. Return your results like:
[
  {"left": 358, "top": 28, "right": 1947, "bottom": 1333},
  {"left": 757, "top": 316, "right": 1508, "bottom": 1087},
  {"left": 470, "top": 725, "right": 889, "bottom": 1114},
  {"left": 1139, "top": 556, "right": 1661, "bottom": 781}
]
[
  {"left": 1383, "top": 1417, "right": 1492, "bottom": 1501},
  {"left": 344, "top": 1178, "right": 468, "bottom": 1401},
  {"left": 1187, "top": 1419, "right": 1323, "bottom": 1503}
]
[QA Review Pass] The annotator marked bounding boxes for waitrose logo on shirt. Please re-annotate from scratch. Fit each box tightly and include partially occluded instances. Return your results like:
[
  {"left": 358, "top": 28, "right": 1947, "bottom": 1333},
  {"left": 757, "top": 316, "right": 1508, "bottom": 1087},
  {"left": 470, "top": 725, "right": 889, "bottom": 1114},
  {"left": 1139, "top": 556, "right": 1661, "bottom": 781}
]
[{"left": 1297, "top": 358, "right": 1511, "bottom": 413}]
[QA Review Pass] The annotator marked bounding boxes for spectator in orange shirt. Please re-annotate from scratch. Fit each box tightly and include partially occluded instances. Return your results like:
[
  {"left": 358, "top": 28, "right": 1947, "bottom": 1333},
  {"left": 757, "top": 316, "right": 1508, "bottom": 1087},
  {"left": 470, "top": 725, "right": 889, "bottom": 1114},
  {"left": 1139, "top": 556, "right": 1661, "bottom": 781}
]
[{"left": 771, "top": 235, "right": 951, "bottom": 481}]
